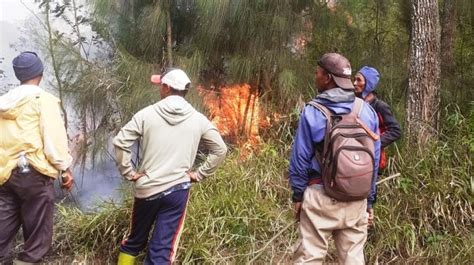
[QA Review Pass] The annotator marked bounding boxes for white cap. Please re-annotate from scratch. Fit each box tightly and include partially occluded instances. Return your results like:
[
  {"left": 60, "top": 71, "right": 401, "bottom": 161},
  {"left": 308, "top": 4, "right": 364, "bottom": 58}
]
[{"left": 150, "top": 68, "right": 191, "bottom": 90}]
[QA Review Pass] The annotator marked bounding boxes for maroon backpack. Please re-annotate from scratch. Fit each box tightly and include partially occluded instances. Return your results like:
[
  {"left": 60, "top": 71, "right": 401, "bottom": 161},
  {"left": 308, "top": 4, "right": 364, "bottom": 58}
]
[{"left": 307, "top": 98, "right": 378, "bottom": 201}]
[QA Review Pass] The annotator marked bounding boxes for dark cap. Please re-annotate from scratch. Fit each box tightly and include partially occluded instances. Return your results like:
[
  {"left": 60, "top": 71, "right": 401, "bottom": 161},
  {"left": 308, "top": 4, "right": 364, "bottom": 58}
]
[
  {"left": 12, "top": 51, "right": 44, "bottom": 82},
  {"left": 317, "top": 53, "right": 354, "bottom": 89}
]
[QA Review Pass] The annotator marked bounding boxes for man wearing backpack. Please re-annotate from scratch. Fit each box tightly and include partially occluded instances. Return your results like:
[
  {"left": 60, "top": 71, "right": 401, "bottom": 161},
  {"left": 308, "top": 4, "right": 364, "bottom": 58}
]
[{"left": 289, "top": 53, "right": 381, "bottom": 264}]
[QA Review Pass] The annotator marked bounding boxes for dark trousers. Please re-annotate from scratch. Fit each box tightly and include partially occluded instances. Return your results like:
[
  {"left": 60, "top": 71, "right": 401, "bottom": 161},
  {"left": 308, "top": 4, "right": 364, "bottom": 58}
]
[
  {"left": 120, "top": 185, "right": 190, "bottom": 265},
  {"left": 0, "top": 168, "right": 55, "bottom": 263}
]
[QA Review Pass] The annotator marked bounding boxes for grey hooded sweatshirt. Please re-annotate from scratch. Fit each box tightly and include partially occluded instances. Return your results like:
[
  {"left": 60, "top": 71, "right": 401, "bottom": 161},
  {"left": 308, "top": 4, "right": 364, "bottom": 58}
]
[{"left": 113, "top": 95, "right": 227, "bottom": 198}]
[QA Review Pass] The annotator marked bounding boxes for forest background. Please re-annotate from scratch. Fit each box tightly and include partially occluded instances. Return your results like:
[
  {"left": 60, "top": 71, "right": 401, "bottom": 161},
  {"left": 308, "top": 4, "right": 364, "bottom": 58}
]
[{"left": 7, "top": 0, "right": 473, "bottom": 263}]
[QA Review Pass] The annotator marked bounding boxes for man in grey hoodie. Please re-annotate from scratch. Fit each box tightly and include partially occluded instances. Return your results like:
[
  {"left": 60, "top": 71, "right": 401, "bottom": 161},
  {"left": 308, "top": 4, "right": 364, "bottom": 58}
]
[{"left": 113, "top": 68, "right": 227, "bottom": 264}]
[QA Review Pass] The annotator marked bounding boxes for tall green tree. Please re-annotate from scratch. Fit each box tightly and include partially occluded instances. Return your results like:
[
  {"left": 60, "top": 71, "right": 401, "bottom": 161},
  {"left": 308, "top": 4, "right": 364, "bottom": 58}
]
[
  {"left": 94, "top": 0, "right": 314, "bottom": 105},
  {"left": 182, "top": 1, "right": 313, "bottom": 103},
  {"left": 94, "top": 0, "right": 178, "bottom": 64}
]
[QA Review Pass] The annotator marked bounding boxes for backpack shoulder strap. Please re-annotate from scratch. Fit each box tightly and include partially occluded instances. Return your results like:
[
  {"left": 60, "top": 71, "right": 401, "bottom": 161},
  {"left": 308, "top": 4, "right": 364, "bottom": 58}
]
[
  {"left": 306, "top": 101, "right": 333, "bottom": 163},
  {"left": 306, "top": 101, "right": 333, "bottom": 128},
  {"left": 351, "top": 98, "right": 364, "bottom": 118},
  {"left": 350, "top": 98, "right": 380, "bottom": 141}
]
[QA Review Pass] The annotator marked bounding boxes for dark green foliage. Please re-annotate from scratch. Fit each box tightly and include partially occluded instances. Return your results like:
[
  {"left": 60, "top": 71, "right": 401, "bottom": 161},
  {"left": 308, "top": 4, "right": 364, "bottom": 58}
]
[
  {"left": 42, "top": 0, "right": 474, "bottom": 263},
  {"left": 450, "top": 0, "right": 474, "bottom": 111}
]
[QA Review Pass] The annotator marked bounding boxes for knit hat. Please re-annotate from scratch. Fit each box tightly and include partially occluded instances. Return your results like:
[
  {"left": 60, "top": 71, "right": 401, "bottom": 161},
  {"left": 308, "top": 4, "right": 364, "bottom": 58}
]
[
  {"left": 12, "top": 51, "right": 44, "bottom": 82},
  {"left": 357, "top": 66, "right": 380, "bottom": 98}
]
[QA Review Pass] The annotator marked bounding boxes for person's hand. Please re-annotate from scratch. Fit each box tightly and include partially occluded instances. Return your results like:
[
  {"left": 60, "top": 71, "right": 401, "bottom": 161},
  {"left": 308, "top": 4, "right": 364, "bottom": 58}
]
[
  {"left": 367, "top": 208, "right": 374, "bottom": 227},
  {"left": 61, "top": 168, "right": 74, "bottom": 192},
  {"left": 130, "top": 171, "right": 146, "bottom": 182},
  {"left": 294, "top": 202, "right": 302, "bottom": 221},
  {"left": 187, "top": 171, "right": 203, "bottom": 183}
]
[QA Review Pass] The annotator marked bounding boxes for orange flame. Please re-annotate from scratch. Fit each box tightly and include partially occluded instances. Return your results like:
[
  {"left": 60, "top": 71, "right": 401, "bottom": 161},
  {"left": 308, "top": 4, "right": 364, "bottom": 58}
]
[{"left": 198, "top": 84, "right": 263, "bottom": 148}]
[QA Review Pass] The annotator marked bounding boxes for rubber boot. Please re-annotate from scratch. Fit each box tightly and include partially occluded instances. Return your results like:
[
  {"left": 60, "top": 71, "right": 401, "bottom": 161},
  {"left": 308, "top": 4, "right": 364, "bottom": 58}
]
[{"left": 117, "top": 252, "right": 136, "bottom": 265}]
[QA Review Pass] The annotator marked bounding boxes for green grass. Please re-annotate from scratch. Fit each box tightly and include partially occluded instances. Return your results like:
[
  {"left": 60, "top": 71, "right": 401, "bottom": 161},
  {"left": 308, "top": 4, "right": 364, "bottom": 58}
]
[
  {"left": 179, "top": 144, "right": 295, "bottom": 264},
  {"left": 53, "top": 142, "right": 296, "bottom": 264},
  {"left": 52, "top": 106, "right": 473, "bottom": 264}
]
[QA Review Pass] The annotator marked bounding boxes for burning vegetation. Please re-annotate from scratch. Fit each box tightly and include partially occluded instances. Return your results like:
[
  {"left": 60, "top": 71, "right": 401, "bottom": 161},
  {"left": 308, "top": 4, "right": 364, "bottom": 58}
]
[{"left": 198, "top": 84, "right": 270, "bottom": 150}]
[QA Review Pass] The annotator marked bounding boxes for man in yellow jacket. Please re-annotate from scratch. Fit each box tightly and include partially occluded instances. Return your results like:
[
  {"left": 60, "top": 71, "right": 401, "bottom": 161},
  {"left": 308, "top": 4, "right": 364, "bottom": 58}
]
[{"left": 0, "top": 52, "right": 74, "bottom": 264}]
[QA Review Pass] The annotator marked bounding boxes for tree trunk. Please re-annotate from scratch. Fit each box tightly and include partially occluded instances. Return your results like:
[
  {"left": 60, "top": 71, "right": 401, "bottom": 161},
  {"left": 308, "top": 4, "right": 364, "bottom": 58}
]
[
  {"left": 440, "top": 0, "right": 457, "bottom": 75},
  {"left": 406, "top": 0, "right": 441, "bottom": 148},
  {"left": 166, "top": 0, "right": 173, "bottom": 67}
]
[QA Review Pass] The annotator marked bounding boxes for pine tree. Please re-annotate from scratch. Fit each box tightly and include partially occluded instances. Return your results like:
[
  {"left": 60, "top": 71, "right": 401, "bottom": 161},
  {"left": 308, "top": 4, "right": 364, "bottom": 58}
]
[{"left": 406, "top": 0, "right": 441, "bottom": 147}]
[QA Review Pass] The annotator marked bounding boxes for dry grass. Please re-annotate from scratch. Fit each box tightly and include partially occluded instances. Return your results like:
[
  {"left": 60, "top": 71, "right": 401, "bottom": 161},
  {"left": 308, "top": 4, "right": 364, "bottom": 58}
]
[{"left": 51, "top": 105, "right": 473, "bottom": 264}]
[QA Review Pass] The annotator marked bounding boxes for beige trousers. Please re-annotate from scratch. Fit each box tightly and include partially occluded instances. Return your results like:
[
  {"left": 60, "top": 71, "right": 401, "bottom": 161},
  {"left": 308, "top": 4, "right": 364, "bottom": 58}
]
[{"left": 293, "top": 184, "right": 368, "bottom": 265}]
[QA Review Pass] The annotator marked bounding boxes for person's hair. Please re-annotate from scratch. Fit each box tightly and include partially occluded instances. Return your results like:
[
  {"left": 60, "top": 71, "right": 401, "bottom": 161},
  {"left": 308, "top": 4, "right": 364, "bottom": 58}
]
[
  {"left": 20, "top": 74, "right": 43, "bottom": 85},
  {"left": 170, "top": 86, "right": 189, "bottom": 97},
  {"left": 323, "top": 67, "right": 336, "bottom": 80},
  {"left": 318, "top": 66, "right": 336, "bottom": 89},
  {"left": 317, "top": 61, "right": 330, "bottom": 75}
]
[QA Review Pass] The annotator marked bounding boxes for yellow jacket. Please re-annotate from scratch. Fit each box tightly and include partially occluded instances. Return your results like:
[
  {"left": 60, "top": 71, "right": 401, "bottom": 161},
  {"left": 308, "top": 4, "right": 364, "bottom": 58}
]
[{"left": 0, "top": 85, "right": 72, "bottom": 184}]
